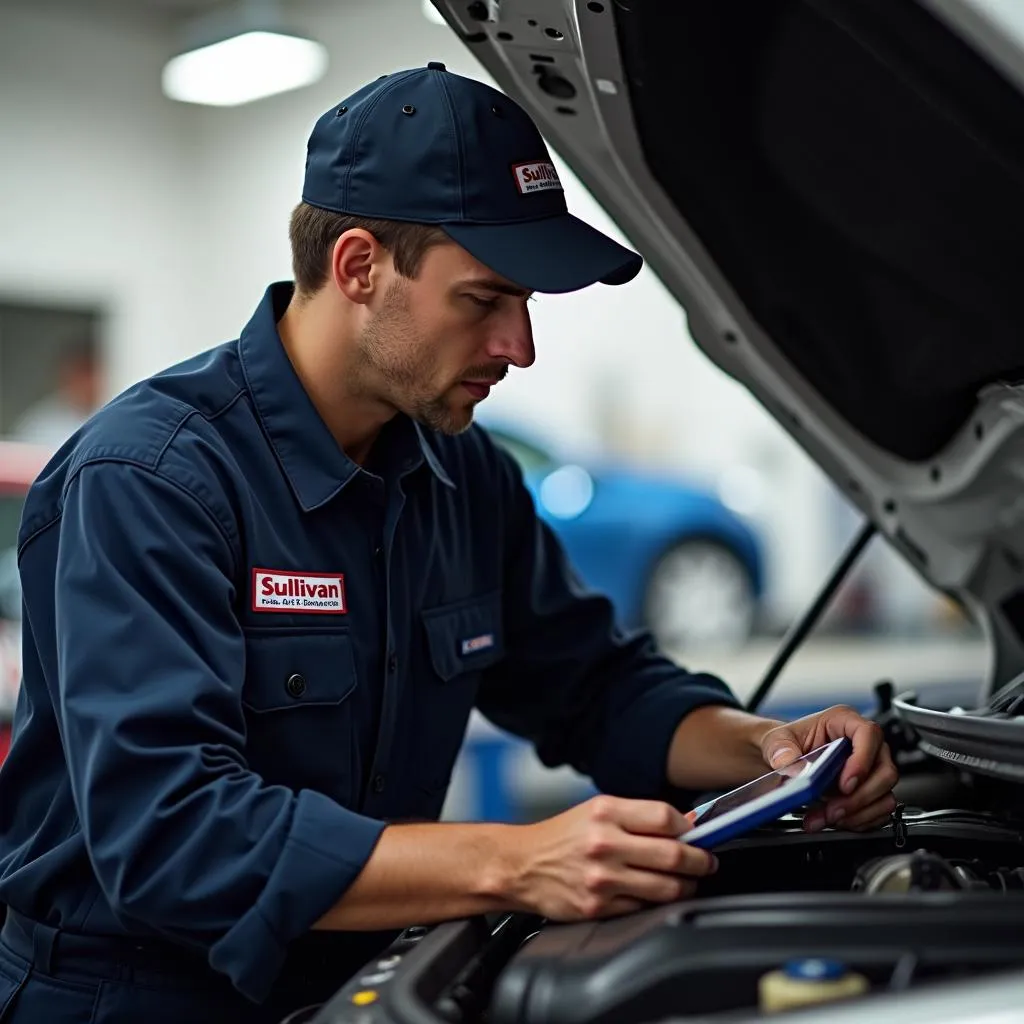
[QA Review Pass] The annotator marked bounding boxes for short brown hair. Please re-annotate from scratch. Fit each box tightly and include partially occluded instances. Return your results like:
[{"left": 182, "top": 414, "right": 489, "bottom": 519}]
[{"left": 289, "top": 202, "right": 449, "bottom": 296}]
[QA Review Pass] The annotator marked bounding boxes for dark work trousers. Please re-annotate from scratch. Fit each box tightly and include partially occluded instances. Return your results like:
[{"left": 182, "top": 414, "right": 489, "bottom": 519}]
[{"left": 0, "top": 909, "right": 366, "bottom": 1024}]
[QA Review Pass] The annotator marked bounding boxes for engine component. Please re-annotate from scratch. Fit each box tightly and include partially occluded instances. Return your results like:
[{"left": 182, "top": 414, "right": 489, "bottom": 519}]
[
  {"left": 874, "top": 681, "right": 926, "bottom": 759},
  {"left": 758, "top": 958, "right": 869, "bottom": 1014},
  {"left": 308, "top": 819, "right": 1024, "bottom": 1024},
  {"left": 487, "top": 892, "right": 1024, "bottom": 1024},
  {"left": 852, "top": 850, "right": 1024, "bottom": 894},
  {"left": 852, "top": 850, "right": 965, "bottom": 893}
]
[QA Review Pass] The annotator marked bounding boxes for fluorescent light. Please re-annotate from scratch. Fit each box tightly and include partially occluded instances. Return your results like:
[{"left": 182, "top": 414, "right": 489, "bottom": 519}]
[{"left": 162, "top": 30, "right": 328, "bottom": 107}]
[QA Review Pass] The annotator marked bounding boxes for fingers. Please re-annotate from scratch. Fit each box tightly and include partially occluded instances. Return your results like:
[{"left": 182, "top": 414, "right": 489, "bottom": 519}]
[
  {"left": 832, "top": 712, "right": 885, "bottom": 796},
  {"left": 615, "top": 868, "right": 699, "bottom": 905},
  {"left": 762, "top": 728, "right": 803, "bottom": 771},
  {"left": 803, "top": 796, "right": 896, "bottom": 833},
  {"left": 567, "top": 798, "right": 717, "bottom": 920},
  {"left": 823, "top": 744, "right": 899, "bottom": 825},
  {"left": 618, "top": 833, "right": 719, "bottom": 878},
  {"left": 599, "top": 896, "right": 650, "bottom": 919},
  {"left": 764, "top": 707, "right": 889, "bottom": 799},
  {"left": 841, "top": 794, "right": 899, "bottom": 832},
  {"left": 579, "top": 865, "right": 699, "bottom": 917},
  {"left": 804, "top": 742, "right": 899, "bottom": 832},
  {"left": 589, "top": 795, "right": 690, "bottom": 839},
  {"left": 582, "top": 798, "right": 718, "bottom": 875}
]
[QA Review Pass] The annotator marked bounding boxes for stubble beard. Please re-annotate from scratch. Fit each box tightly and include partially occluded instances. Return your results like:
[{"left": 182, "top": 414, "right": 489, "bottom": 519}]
[{"left": 359, "top": 280, "right": 473, "bottom": 436}]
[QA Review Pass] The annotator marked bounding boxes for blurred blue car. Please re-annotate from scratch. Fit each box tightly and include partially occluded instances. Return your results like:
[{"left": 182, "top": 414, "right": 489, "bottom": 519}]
[{"left": 483, "top": 422, "right": 766, "bottom": 652}]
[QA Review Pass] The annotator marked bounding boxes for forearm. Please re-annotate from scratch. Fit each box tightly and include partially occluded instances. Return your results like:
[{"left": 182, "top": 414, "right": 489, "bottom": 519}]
[
  {"left": 312, "top": 821, "right": 520, "bottom": 931},
  {"left": 666, "top": 705, "right": 782, "bottom": 791}
]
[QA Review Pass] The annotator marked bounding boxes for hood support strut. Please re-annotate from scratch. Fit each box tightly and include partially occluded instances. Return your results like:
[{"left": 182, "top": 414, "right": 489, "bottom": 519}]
[{"left": 747, "top": 520, "right": 878, "bottom": 713}]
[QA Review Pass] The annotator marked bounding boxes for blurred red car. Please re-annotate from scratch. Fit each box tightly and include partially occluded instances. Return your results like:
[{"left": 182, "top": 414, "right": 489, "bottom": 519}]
[{"left": 0, "top": 441, "right": 50, "bottom": 763}]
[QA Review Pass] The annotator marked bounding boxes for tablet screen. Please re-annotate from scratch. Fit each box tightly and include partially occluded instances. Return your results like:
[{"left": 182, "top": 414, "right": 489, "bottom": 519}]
[{"left": 684, "top": 743, "right": 832, "bottom": 829}]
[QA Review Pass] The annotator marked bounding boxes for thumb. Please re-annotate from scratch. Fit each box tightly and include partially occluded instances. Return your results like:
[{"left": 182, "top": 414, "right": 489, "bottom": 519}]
[{"left": 764, "top": 729, "right": 802, "bottom": 769}]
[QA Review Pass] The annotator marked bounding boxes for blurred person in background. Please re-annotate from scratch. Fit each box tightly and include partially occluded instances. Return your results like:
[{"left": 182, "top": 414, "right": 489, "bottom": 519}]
[
  {"left": 0, "top": 66, "right": 897, "bottom": 1024},
  {"left": 11, "top": 339, "right": 101, "bottom": 447}
]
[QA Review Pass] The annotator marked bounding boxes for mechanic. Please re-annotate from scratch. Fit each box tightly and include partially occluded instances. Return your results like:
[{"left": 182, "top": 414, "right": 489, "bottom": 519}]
[{"left": 0, "top": 65, "right": 899, "bottom": 1024}]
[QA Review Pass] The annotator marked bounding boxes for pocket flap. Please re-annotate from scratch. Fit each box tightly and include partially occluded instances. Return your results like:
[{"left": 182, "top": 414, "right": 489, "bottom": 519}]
[
  {"left": 422, "top": 591, "right": 505, "bottom": 681},
  {"left": 242, "top": 630, "right": 357, "bottom": 713}
]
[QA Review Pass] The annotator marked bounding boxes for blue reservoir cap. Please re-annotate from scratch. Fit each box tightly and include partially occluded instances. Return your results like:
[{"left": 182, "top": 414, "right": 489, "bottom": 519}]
[{"left": 783, "top": 959, "right": 848, "bottom": 982}]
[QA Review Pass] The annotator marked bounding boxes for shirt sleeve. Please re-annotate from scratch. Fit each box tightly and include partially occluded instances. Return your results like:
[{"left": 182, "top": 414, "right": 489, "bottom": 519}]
[
  {"left": 50, "top": 459, "right": 385, "bottom": 1002},
  {"left": 476, "top": 446, "right": 742, "bottom": 802}
]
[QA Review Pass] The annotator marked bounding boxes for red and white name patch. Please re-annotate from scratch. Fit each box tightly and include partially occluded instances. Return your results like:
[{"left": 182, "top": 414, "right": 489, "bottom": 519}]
[
  {"left": 512, "top": 161, "right": 563, "bottom": 195},
  {"left": 252, "top": 568, "right": 347, "bottom": 614}
]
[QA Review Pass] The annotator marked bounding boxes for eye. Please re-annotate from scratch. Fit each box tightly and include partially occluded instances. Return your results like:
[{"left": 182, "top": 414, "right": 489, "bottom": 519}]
[{"left": 466, "top": 294, "right": 499, "bottom": 310}]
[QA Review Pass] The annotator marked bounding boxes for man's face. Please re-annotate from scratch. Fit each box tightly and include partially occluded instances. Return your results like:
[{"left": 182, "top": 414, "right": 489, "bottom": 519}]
[{"left": 358, "top": 242, "right": 536, "bottom": 435}]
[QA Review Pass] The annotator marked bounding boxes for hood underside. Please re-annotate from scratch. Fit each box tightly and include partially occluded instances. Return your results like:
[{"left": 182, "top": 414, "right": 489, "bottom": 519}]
[{"left": 434, "top": 0, "right": 1024, "bottom": 695}]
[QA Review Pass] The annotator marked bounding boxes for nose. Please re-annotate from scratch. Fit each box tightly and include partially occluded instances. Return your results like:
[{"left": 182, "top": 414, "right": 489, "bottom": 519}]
[{"left": 486, "top": 302, "right": 536, "bottom": 369}]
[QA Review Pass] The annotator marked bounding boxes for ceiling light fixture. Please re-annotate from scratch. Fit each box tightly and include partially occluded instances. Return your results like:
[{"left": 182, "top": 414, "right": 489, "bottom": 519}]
[{"left": 162, "top": 0, "right": 328, "bottom": 108}]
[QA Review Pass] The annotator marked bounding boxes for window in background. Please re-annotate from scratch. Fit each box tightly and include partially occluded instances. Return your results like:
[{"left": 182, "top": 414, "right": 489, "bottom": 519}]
[{"left": 0, "top": 301, "right": 104, "bottom": 447}]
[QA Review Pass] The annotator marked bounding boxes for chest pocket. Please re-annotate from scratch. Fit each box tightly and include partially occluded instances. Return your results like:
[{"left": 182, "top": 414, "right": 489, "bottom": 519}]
[
  {"left": 417, "top": 590, "right": 505, "bottom": 796},
  {"left": 242, "top": 629, "right": 359, "bottom": 805}
]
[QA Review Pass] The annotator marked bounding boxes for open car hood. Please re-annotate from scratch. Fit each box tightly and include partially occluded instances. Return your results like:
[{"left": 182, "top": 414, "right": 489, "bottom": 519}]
[{"left": 432, "top": 0, "right": 1024, "bottom": 695}]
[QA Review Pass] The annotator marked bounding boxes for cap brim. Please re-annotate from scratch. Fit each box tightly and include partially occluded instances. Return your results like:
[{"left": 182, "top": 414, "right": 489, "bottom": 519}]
[{"left": 442, "top": 214, "right": 643, "bottom": 294}]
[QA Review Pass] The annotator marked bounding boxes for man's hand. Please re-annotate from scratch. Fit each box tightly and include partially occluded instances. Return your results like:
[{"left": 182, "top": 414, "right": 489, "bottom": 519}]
[
  {"left": 759, "top": 704, "right": 898, "bottom": 832},
  {"left": 312, "top": 798, "right": 716, "bottom": 933},
  {"left": 315, "top": 709, "right": 893, "bottom": 936},
  {"left": 499, "top": 795, "right": 718, "bottom": 920}
]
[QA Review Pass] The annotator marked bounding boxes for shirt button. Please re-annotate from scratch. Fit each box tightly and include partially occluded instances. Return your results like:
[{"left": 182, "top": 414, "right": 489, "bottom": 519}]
[
  {"left": 372, "top": 774, "right": 385, "bottom": 794},
  {"left": 285, "top": 673, "right": 306, "bottom": 699},
  {"left": 387, "top": 652, "right": 397, "bottom": 674},
  {"left": 374, "top": 542, "right": 384, "bottom": 559}
]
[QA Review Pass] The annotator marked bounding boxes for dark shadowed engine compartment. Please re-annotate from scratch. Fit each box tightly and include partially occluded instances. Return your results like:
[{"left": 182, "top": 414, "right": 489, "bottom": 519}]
[
  {"left": 307, "top": 790, "right": 1024, "bottom": 1024},
  {"left": 486, "top": 813, "right": 1024, "bottom": 1023},
  {"left": 302, "top": 684, "right": 1024, "bottom": 1023}
]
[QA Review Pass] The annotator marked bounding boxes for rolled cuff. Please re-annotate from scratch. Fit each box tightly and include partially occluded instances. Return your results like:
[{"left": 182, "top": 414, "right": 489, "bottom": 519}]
[
  {"left": 591, "top": 673, "right": 741, "bottom": 799},
  {"left": 209, "top": 788, "right": 386, "bottom": 1002}
]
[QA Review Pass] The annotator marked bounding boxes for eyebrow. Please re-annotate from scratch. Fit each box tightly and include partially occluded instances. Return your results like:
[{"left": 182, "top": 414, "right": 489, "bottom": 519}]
[{"left": 457, "top": 277, "right": 532, "bottom": 298}]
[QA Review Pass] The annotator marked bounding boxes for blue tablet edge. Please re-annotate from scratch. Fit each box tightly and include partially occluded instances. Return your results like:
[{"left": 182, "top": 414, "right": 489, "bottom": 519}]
[{"left": 685, "top": 737, "right": 853, "bottom": 851}]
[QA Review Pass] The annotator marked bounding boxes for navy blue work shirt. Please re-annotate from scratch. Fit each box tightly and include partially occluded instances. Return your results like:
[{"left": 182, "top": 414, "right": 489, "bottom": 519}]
[{"left": 0, "top": 283, "right": 740, "bottom": 1003}]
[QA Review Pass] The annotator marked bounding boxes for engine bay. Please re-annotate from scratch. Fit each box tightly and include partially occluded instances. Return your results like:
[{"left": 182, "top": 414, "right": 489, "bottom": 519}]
[
  {"left": 299, "top": 553, "right": 1024, "bottom": 1024},
  {"left": 306, "top": 760, "right": 1024, "bottom": 1023},
  {"left": 485, "top": 812, "right": 1024, "bottom": 1023}
]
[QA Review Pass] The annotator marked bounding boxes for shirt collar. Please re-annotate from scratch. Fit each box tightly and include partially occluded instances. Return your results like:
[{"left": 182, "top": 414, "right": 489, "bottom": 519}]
[
  {"left": 413, "top": 421, "right": 456, "bottom": 489},
  {"left": 239, "top": 283, "right": 455, "bottom": 512}
]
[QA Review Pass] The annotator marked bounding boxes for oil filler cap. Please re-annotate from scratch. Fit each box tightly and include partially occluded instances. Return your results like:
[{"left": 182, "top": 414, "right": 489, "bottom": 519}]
[{"left": 759, "top": 959, "right": 869, "bottom": 1014}]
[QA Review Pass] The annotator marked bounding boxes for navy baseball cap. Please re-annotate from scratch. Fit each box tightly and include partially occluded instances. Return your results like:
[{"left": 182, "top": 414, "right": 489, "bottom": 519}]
[{"left": 302, "top": 63, "right": 643, "bottom": 294}]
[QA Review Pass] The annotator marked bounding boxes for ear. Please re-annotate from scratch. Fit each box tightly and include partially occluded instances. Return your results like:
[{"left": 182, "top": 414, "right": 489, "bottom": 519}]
[{"left": 330, "top": 229, "right": 387, "bottom": 305}]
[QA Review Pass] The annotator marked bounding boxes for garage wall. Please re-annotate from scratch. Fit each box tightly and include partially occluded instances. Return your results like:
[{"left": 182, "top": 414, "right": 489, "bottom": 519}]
[
  {"left": 0, "top": 0, "right": 840, "bottom": 621},
  {"left": 0, "top": 5, "right": 199, "bottom": 391}
]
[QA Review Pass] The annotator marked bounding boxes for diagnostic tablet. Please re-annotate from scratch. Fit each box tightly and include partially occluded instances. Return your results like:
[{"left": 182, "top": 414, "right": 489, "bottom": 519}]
[{"left": 680, "top": 737, "right": 853, "bottom": 850}]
